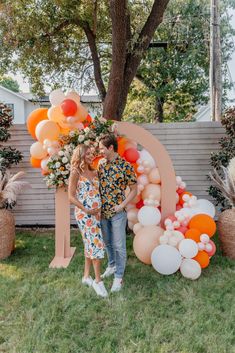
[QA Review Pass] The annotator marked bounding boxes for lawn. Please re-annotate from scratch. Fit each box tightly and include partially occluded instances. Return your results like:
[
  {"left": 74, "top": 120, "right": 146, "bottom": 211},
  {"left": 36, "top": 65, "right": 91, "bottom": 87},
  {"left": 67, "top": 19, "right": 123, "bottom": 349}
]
[{"left": 0, "top": 229, "right": 234, "bottom": 353}]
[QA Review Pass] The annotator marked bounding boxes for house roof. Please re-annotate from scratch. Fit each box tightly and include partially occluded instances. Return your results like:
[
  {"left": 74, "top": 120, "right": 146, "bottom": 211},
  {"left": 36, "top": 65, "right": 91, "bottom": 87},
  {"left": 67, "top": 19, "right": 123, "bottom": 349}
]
[
  {"left": 21, "top": 93, "right": 102, "bottom": 104},
  {"left": 0, "top": 85, "right": 29, "bottom": 101}
]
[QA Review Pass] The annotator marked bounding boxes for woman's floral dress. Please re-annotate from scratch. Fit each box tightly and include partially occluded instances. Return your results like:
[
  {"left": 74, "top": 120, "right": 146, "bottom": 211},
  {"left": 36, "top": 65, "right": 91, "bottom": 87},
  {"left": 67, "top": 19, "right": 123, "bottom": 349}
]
[{"left": 75, "top": 175, "right": 105, "bottom": 259}]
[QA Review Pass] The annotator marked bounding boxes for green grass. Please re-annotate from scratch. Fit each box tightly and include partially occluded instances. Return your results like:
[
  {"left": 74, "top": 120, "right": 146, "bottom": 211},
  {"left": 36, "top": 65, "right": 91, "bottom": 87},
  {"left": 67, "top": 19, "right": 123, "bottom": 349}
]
[{"left": 0, "top": 229, "right": 235, "bottom": 353}]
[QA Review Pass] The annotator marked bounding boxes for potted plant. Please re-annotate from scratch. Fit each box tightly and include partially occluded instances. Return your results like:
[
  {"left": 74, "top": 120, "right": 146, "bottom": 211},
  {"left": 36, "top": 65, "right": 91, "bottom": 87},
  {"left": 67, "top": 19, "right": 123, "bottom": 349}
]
[
  {"left": 0, "top": 170, "right": 29, "bottom": 260},
  {"left": 210, "top": 157, "right": 235, "bottom": 259}
]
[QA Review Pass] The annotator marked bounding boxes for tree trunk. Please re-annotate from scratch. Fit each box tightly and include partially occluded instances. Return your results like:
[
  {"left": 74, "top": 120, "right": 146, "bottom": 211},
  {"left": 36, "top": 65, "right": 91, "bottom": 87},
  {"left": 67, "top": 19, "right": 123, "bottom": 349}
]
[
  {"left": 155, "top": 96, "right": 164, "bottom": 122},
  {"left": 102, "top": 0, "right": 170, "bottom": 121}
]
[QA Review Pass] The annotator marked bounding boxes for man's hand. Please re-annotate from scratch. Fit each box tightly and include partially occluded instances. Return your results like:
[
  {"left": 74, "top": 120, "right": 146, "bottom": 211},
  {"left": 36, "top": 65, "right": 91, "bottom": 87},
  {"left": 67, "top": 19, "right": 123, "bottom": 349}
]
[{"left": 113, "top": 204, "right": 125, "bottom": 213}]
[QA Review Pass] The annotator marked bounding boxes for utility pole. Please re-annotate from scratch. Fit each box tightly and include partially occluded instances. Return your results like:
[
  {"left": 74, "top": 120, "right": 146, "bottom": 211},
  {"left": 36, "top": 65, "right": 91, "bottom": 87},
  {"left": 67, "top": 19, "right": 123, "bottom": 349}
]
[{"left": 210, "top": 0, "right": 222, "bottom": 121}]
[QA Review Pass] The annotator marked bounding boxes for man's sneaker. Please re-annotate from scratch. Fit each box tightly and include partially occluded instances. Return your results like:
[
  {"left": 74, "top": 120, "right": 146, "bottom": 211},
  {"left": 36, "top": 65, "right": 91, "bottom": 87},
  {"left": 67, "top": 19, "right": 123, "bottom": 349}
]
[
  {"left": 101, "top": 266, "right": 116, "bottom": 279},
  {"left": 82, "top": 276, "right": 93, "bottom": 287},
  {"left": 111, "top": 278, "right": 123, "bottom": 292},
  {"left": 92, "top": 281, "right": 108, "bottom": 297}
]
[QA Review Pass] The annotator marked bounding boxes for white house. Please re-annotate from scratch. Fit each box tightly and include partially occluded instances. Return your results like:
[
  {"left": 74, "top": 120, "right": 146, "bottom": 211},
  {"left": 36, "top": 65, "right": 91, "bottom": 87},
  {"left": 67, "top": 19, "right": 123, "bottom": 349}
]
[{"left": 0, "top": 85, "right": 102, "bottom": 124}]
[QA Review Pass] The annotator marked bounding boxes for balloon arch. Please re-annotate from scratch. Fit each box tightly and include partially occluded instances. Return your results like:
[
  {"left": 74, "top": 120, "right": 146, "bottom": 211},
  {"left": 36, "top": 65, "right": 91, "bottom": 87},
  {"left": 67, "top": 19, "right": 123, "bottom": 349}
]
[{"left": 49, "top": 121, "right": 176, "bottom": 268}]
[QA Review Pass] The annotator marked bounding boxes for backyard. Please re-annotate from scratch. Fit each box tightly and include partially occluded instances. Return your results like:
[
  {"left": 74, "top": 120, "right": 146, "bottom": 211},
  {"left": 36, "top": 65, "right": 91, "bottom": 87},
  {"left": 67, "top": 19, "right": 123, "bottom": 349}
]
[{"left": 0, "top": 229, "right": 234, "bottom": 353}]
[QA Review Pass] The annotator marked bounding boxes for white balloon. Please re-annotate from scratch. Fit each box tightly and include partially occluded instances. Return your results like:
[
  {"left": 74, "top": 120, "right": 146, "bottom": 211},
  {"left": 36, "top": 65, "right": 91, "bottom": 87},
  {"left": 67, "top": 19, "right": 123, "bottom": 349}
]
[
  {"left": 151, "top": 245, "right": 182, "bottom": 275},
  {"left": 180, "top": 259, "right": 201, "bottom": 280},
  {"left": 49, "top": 89, "right": 65, "bottom": 106},
  {"left": 139, "top": 149, "right": 156, "bottom": 168},
  {"left": 179, "top": 239, "right": 198, "bottom": 259},
  {"left": 137, "top": 206, "right": 161, "bottom": 226},
  {"left": 41, "top": 157, "right": 50, "bottom": 172},
  {"left": 196, "top": 199, "right": 216, "bottom": 218}
]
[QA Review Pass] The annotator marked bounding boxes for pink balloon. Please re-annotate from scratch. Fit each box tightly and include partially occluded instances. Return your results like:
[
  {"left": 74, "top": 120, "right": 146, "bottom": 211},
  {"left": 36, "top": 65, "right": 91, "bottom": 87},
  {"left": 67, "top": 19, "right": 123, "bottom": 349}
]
[
  {"left": 206, "top": 240, "right": 216, "bottom": 256},
  {"left": 177, "top": 226, "right": 188, "bottom": 235}
]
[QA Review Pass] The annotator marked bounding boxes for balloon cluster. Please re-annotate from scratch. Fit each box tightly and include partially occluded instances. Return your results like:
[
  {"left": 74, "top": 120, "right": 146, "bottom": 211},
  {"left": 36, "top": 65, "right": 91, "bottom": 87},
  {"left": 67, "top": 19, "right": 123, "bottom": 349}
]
[
  {"left": 117, "top": 139, "right": 217, "bottom": 280},
  {"left": 27, "top": 89, "right": 91, "bottom": 174}
]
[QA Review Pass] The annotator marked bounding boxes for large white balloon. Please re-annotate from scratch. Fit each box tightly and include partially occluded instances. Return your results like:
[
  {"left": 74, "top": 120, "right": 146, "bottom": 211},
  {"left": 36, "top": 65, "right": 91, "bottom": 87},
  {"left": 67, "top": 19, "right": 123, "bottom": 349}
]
[
  {"left": 178, "top": 239, "right": 198, "bottom": 259},
  {"left": 139, "top": 149, "right": 156, "bottom": 168},
  {"left": 196, "top": 199, "right": 216, "bottom": 218},
  {"left": 137, "top": 206, "right": 161, "bottom": 226},
  {"left": 151, "top": 245, "right": 182, "bottom": 275},
  {"left": 180, "top": 259, "right": 201, "bottom": 280},
  {"left": 49, "top": 89, "right": 65, "bottom": 106}
]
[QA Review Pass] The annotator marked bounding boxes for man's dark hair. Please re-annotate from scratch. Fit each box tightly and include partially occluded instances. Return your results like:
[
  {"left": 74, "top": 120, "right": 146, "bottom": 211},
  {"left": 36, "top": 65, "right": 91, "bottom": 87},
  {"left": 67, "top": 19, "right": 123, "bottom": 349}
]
[{"left": 100, "top": 134, "right": 118, "bottom": 152}]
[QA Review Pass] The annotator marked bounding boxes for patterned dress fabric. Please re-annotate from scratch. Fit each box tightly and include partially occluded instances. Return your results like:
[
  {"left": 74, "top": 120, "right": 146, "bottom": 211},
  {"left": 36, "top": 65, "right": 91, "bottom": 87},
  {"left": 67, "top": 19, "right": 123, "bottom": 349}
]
[
  {"left": 98, "top": 155, "right": 137, "bottom": 219},
  {"left": 75, "top": 175, "right": 105, "bottom": 259}
]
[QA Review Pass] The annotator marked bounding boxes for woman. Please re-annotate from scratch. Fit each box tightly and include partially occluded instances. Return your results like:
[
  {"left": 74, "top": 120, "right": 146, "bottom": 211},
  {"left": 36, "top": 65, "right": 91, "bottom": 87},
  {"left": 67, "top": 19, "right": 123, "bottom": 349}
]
[{"left": 68, "top": 144, "right": 108, "bottom": 298}]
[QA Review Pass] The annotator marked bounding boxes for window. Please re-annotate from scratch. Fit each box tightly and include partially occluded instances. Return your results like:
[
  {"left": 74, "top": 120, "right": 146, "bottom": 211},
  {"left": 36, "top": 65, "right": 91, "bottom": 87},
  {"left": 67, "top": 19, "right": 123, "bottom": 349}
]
[{"left": 5, "top": 103, "right": 14, "bottom": 118}]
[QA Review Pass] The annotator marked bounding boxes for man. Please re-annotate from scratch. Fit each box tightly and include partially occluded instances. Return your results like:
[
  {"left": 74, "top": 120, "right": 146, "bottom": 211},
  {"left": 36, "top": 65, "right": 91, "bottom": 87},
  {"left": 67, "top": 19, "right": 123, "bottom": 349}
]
[{"left": 98, "top": 134, "right": 137, "bottom": 292}]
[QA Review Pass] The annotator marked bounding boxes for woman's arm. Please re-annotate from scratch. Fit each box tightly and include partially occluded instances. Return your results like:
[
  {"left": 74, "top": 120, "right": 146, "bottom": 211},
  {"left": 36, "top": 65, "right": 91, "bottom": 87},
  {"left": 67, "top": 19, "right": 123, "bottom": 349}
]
[{"left": 68, "top": 170, "right": 87, "bottom": 212}]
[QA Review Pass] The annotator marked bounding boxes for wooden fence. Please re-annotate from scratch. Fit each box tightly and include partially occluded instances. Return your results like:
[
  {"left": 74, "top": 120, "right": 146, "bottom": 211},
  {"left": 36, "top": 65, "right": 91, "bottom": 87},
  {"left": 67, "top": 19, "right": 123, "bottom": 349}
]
[{"left": 7, "top": 122, "right": 225, "bottom": 226}]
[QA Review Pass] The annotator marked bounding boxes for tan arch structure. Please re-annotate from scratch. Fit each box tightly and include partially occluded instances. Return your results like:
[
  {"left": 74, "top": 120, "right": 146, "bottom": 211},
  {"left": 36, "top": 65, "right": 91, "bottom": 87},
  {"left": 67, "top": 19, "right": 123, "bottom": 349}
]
[{"left": 49, "top": 122, "right": 176, "bottom": 268}]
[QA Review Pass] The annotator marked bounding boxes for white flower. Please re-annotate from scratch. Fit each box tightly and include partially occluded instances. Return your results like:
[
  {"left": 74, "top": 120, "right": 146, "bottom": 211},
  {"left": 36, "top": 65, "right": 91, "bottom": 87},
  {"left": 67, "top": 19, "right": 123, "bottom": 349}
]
[
  {"left": 55, "top": 162, "right": 61, "bottom": 168},
  {"left": 78, "top": 135, "right": 85, "bottom": 143},
  {"left": 84, "top": 140, "right": 90, "bottom": 146},
  {"left": 99, "top": 117, "right": 107, "bottom": 123},
  {"left": 58, "top": 150, "right": 64, "bottom": 156},
  {"left": 62, "top": 157, "right": 68, "bottom": 164},
  {"left": 66, "top": 163, "right": 70, "bottom": 169},
  {"left": 84, "top": 127, "right": 90, "bottom": 133}
]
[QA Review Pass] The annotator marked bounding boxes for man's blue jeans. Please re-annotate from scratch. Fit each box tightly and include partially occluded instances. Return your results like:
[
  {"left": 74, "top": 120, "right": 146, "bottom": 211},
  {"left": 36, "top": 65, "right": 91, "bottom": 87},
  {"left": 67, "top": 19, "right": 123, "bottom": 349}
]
[{"left": 101, "top": 211, "right": 127, "bottom": 279}]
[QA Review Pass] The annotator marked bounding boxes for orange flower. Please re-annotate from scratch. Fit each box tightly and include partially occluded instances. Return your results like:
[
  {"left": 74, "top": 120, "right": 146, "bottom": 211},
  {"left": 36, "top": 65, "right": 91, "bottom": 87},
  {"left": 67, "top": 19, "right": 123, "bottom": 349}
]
[
  {"left": 86, "top": 219, "right": 93, "bottom": 227},
  {"left": 93, "top": 238, "right": 99, "bottom": 245},
  {"left": 92, "top": 201, "right": 99, "bottom": 208}
]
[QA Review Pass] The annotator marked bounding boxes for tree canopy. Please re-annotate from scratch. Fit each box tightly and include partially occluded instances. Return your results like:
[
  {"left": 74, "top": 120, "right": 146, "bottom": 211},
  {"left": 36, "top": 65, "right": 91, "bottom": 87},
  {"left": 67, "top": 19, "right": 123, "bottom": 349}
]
[{"left": 0, "top": 0, "right": 170, "bottom": 120}]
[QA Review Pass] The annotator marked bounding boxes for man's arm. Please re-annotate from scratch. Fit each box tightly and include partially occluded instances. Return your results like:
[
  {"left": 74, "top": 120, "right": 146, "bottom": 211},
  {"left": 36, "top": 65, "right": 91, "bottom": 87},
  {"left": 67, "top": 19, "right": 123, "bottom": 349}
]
[{"left": 113, "top": 183, "right": 137, "bottom": 213}]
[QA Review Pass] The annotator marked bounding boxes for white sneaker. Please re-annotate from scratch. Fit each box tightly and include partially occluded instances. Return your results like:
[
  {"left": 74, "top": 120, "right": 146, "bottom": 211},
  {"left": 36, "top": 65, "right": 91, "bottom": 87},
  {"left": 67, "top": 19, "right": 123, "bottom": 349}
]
[
  {"left": 82, "top": 276, "right": 93, "bottom": 287},
  {"left": 101, "top": 266, "right": 116, "bottom": 279},
  {"left": 92, "top": 281, "right": 108, "bottom": 297},
  {"left": 111, "top": 278, "right": 123, "bottom": 292}
]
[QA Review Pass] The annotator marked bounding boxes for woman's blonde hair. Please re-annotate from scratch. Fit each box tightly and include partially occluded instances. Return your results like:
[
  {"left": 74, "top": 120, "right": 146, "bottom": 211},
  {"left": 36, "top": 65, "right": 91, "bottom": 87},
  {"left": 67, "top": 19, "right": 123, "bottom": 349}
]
[{"left": 70, "top": 145, "right": 93, "bottom": 175}]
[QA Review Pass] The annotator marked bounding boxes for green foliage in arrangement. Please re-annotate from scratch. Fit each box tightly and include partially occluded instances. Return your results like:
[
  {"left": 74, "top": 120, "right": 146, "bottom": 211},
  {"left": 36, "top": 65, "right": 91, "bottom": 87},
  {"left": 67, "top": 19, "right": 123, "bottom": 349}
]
[{"left": 208, "top": 107, "right": 235, "bottom": 210}]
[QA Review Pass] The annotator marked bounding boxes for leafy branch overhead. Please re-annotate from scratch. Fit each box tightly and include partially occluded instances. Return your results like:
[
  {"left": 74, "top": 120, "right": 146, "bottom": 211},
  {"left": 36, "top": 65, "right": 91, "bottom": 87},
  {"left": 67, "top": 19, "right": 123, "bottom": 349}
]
[{"left": 0, "top": 0, "right": 170, "bottom": 120}]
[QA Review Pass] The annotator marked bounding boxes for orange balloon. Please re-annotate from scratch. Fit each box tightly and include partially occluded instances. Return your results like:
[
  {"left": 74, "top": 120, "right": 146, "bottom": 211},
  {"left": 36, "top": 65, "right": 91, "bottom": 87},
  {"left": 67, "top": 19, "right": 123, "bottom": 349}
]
[
  {"left": 189, "top": 214, "right": 216, "bottom": 237},
  {"left": 118, "top": 137, "right": 129, "bottom": 156},
  {"left": 92, "top": 156, "right": 102, "bottom": 170},
  {"left": 30, "top": 157, "right": 42, "bottom": 168},
  {"left": 193, "top": 251, "right": 210, "bottom": 268},
  {"left": 185, "top": 228, "right": 201, "bottom": 242},
  {"left": 179, "top": 191, "right": 193, "bottom": 206},
  {"left": 27, "top": 108, "right": 48, "bottom": 139}
]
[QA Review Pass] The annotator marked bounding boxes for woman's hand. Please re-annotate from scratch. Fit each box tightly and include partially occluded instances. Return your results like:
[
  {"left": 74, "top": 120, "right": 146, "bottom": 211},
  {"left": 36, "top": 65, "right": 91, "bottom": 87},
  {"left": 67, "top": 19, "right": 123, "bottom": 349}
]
[{"left": 85, "top": 207, "right": 101, "bottom": 215}]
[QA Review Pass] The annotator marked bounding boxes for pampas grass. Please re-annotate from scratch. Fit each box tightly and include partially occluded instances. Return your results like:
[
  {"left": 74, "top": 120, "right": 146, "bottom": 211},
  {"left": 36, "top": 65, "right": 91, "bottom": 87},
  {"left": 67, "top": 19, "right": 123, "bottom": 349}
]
[{"left": 0, "top": 170, "right": 29, "bottom": 209}]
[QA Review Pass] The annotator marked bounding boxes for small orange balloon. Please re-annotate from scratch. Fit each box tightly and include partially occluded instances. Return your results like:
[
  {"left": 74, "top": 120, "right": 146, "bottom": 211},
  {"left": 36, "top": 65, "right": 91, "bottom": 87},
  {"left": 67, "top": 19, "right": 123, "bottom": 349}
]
[
  {"left": 193, "top": 251, "right": 210, "bottom": 268},
  {"left": 179, "top": 191, "right": 193, "bottom": 206},
  {"left": 117, "top": 137, "right": 129, "bottom": 156},
  {"left": 189, "top": 214, "right": 216, "bottom": 237},
  {"left": 30, "top": 157, "right": 42, "bottom": 168},
  {"left": 92, "top": 156, "right": 102, "bottom": 170},
  {"left": 27, "top": 108, "right": 48, "bottom": 139},
  {"left": 185, "top": 228, "right": 201, "bottom": 242}
]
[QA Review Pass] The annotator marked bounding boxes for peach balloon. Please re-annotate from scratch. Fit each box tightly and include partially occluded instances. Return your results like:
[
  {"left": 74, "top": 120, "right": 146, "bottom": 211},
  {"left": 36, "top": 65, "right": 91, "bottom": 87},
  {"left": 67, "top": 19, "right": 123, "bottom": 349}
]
[
  {"left": 133, "top": 225, "right": 164, "bottom": 264},
  {"left": 35, "top": 120, "right": 60, "bottom": 143},
  {"left": 133, "top": 223, "right": 143, "bottom": 234},
  {"left": 142, "top": 184, "right": 161, "bottom": 201},
  {"left": 48, "top": 106, "right": 65, "bottom": 123},
  {"left": 65, "top": 91, "right": 80, "bottom": 105},
  {"left": 127, "top": 208, "right": 139, "bottom": 223},
  {"left": 73, "top": 103, "right": 88, "bottom": 122},
  {"left": 27, "top": 108, "right": 48, "bottom": 139},
  {"left": 30, "top": 142, "right": 48, "bottom": 159},
  {"left": 148, "top": 167, "right": 161, "bottom": 184}
]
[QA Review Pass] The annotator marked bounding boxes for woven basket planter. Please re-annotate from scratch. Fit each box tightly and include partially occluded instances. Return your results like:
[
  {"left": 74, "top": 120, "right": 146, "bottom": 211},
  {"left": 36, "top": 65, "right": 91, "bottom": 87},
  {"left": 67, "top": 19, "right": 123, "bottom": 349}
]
[
  {"left": 217, "top": 208, "right": 235, "bottom": 259},
  {"left": 0, "top": 209, "right": 15, "bottom": 260}
]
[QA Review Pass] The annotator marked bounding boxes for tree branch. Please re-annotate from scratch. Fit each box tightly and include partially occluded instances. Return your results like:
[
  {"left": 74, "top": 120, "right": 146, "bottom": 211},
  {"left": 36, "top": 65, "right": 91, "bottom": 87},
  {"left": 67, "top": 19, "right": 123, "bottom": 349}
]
[{"left": 82, "top": 21, "right": 106, "bottom": 101}]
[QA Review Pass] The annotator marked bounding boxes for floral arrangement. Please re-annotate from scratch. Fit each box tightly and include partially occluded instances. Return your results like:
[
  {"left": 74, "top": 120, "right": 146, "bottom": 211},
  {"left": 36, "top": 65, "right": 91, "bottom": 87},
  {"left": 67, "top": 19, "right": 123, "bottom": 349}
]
[{"left": 44, "top": 117, "right": 118, "bottom": 188}]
